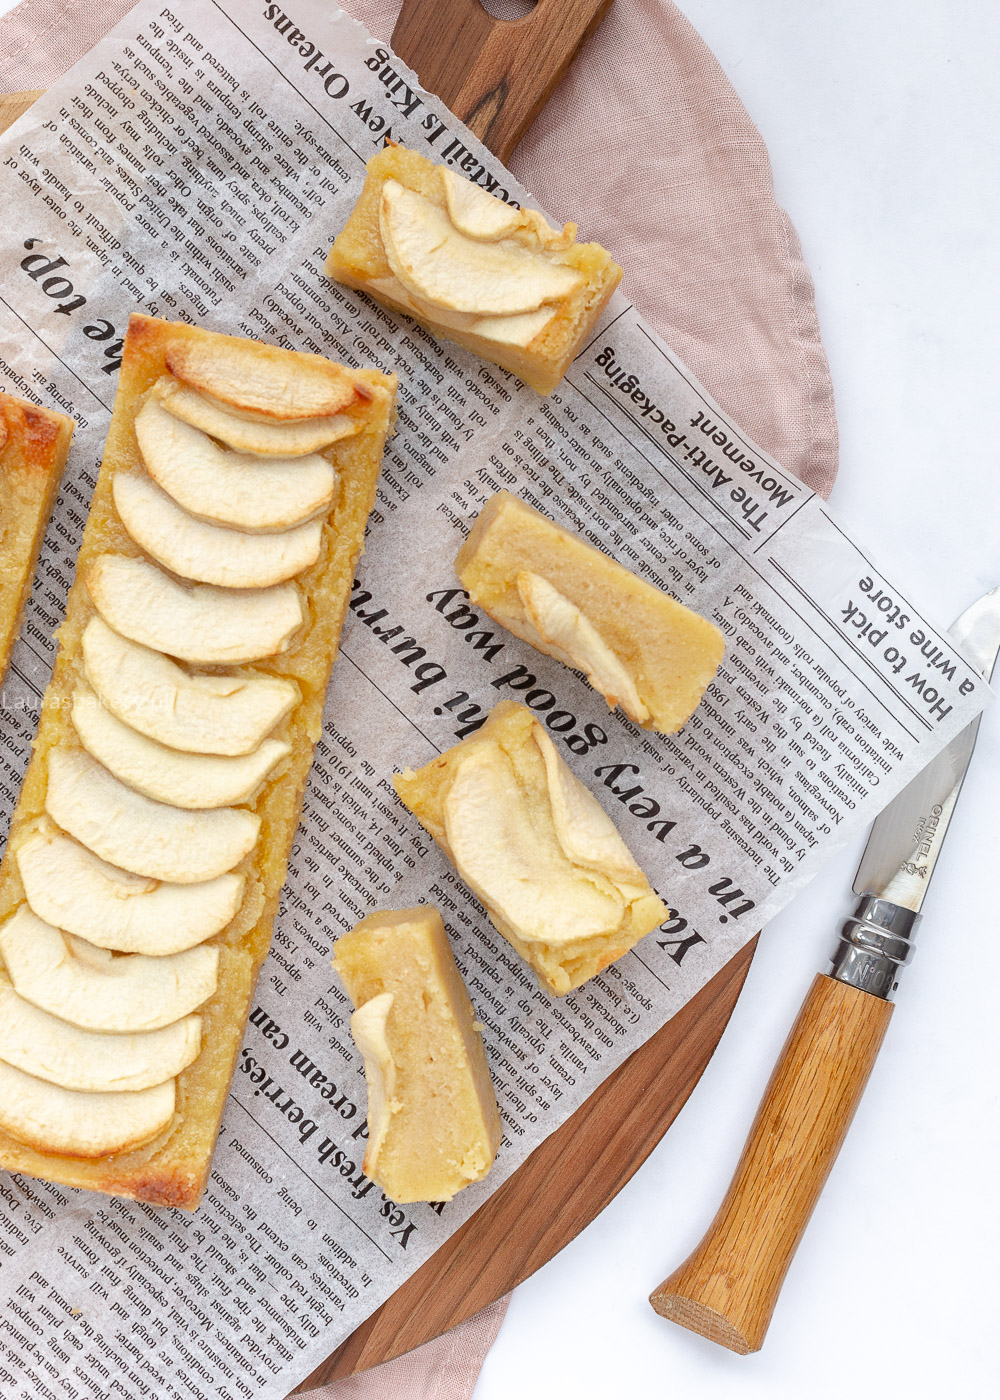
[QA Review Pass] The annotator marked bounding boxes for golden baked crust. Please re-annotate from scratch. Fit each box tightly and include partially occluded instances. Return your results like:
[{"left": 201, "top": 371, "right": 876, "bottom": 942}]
[
  {"left": 326, "top": 146, "right": 622, "bottom": 395},
  {"left": 0, "top": 391, "right": 73, "bottom": 684},
  {"left": 0, "top": 316, "right": 395, "bottom": 1207},
  {"left": 334, "top": 906, "right": 501, "bottom": 1203},
  {"left": 394, "top": 702, "right": 668, "bottom": 996}
]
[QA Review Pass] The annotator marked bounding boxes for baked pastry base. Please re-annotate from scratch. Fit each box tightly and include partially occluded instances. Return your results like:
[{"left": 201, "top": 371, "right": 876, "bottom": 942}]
[
  {"left": 456, "top": 492, "right": 726, "bottom": 733},
  {"left": 0, "top": 391, "right": 73, "bottom": 684},
  {"left": 0, "top": 316, "right": 395, "bottom": 1207},
  {"left": 334, "top": 906, "right": 501, "bottom": 1203}
]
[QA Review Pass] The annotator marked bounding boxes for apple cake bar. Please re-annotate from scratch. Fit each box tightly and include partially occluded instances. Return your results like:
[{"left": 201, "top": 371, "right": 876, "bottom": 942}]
[
  {"left": 0, "top": 314, "right": 396, "bottom": 1207},
  {"left": 394, "top": 702, "right": 668, "bottom": 996},
  {"left": 456, "top": 492, "right": 726, "bottom": 733},
  {"left": 0, "top": 390, "right": 73, "bottom": 684},
  {"left": 326, "top": 146, "right": 622, "bottom": 394},
  {"left": 333, "top": 906, "right": 501, "bottom": 1203}
]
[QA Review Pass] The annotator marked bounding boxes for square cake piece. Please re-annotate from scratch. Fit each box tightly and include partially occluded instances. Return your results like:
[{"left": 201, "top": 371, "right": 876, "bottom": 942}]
[
  {"left": 394, "top": 702, "right": 668, "bottom": 996},
  {"left": 334, "top": 905, "right": 501, "bottom": 1203},
  {"left": 0, "top": 315, "right": 395, "bottom": 1207},
  {"left": 456, "top": 492, "right": 726, "bottom": 733},
  {"left": 0, "top": 390, "right": 73, "bottom": 683},
  {"left": 326, "top": 146, "right": 622, "bottom": 394}
]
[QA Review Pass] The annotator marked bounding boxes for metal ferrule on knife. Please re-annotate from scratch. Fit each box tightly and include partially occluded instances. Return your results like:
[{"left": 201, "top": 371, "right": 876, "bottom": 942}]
[{"left": 831, "top": 896, "right": 919, "bottom": 1000}]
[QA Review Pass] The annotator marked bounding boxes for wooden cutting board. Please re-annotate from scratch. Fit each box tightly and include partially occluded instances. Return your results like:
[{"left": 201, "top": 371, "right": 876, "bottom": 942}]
[{"left": 0, "top": 0, "right": 758, "bottom": 1387}]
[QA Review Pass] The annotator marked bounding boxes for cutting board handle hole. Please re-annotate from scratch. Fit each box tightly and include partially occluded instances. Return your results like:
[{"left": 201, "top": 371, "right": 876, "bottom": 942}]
[{"left": 478, "top": 0, "right": 538, "bottom": 22}]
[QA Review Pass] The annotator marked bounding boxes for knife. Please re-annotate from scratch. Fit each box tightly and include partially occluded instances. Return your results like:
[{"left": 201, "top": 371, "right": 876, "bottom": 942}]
[{"left": 649, "top": 584, "right": 1000, "bottom": 1354}]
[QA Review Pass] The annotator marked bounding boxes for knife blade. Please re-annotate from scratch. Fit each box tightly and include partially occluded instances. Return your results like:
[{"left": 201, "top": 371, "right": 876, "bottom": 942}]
[
  {"left": 836, "top": 584, "right": 1000, "bottom": 995},
  {"left": 651, "top": 585, "right": 1000, "bottom": 1354}
]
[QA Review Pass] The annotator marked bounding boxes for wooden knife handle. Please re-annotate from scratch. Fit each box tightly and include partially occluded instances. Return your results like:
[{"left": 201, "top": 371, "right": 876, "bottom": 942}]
[
  {"left": 649, "top": 973, "right": 893, "bottom": 1354},
  {"left": 392, "top": 0, "right": 613, "bottom": 162}
]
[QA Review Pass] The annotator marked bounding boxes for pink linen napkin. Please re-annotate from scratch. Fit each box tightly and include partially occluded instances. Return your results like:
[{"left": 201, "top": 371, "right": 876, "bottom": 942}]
[{"left": 0, "top": 1, "right": 839, "bottom": 1395}]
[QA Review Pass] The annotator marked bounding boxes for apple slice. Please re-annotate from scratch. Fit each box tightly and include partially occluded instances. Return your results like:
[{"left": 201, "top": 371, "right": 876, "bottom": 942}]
[
  {"left": 72, "top": 682, "right": 289, "bottom": 810},
  {"left": 0, "top": 1058, "right": 175, "bottom": 1157},
  {"left": 365, "top": 277, "right": 557, "bottom": 348},
  {"left": 438, "top": 169, "right": 524, "bottom": 241},
  {"left": 350, "top": 992, "right": 399, "bottom": 1171},
  {"left": 516, "top": 571, "right": 650, "bottom": 723},
  {"left": 0, "top": 907, "right": 219, "bottom": 1032},
  {"left": 467, "top": 307, "right": 558, "bottom": 348},
  {"left": 45, "top": 748, "right": 260, "bottom": 883},
  {"left": 442, "top": 743, "right": 626, "bottom": 946},
  {"left": 533, "top": 727, "right": 647, "bottom": 886},
  {"left": 113, "top": 472, "right": 323, "bottom": 589},
  {"left": 16, "top": 829, "right": 243, "bottom": 954},
  {"left": 379, "top": 180, "right": 583, "bottom": 316},
  {"left": 87, "top": 555, "right": 303, "bottom": 665},
  {"left": 152, "top": 377, "right": 360, "bottom": 456},
  {"left": 164, "top": 338, "right": 358, "bottom": 419},
  {"left": 82, "top": 617, "right": 296, "bottom": 757},
  {"left": 135, "top": 399, "right": 338, "bottom": 532},
  {"left": 438, "top": 170, "right": 573, "bottom": 251},
  {"left": 0, "top": 976, "right": 201, "bottom": 1093}
]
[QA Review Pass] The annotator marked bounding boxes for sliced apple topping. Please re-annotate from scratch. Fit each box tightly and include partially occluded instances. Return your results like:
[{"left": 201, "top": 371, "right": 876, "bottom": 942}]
[
  {"left": 0, "top": 1057, "right": 175, "bottom": 1158},
  {"left": 135, "top": 399, "right": 338, "bottom": 532},
  {"left": 516, "top": 572, "right": 650, "bottom": 723},
  {"left": 113, "top": 472, "right": 324, "bottom": 589},
  {"left": 442, "top": 743, "right": 627, "bottom": 946},
  {"left": 379, "top": 180, "right": 583, "bottom": 316},
  {"left": 466, "top": 308, "right": 558, "bottom": 347},
  {"left": 16, "top": 829, "right": 243, "bottom": 955},
  {"left": 438, "top": 169, "right": 574, "bottom": 251},
  {"left": 439, "top": 169, "right": 524, "bottom": 241},
  {"left": 350, "top": 992, "right": 400, "bottom": 1172},
  {"left": 87, "top": 555, "right": 303, "bottom": 665},
  {"left": 72, "top": 683, "right": 289, "bottom": 810},
  {"left": 45, "top": 748, "right": 260, "bottom": 884},
  {"left": 82, "top": 617, "right": 296, "bottom": 757},
  {"left": 0, "top": 907, "right": 219, "bottom": 1032},
  {"left": 365, "top": 277, "right": 557, "bottom": 349},
  {"left": 0, "top": 976, "right": 201, "bottom": 1093},
  {"left": 152, "top": 377, "right": 360, "bottom": 457},
  {"left": 533, "top": 727, "right": 648, "bottom": 888},
  {"left": 164, "top": 338, "right": 359, "bottom": 419}
]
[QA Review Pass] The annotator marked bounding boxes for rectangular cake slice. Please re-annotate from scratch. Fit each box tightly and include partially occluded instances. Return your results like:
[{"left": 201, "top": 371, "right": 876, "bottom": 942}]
[
  {"left": 334, "top": 906, "right": 501, "bottom": 1203},
  {"left": 0, "top": 315, "right": 395, "bottom": 1207},
  {"left": 0, "top": 390, "right": 73, "bottom": 683},
  {"left": 394, "top": 702, "right": 668, "bottom": 996},
  {"left": 327, "top": 146, "right": 622, "bottom": 394},
  {"left": 456, "top": 492, "right": 726, "bottom": 733}
]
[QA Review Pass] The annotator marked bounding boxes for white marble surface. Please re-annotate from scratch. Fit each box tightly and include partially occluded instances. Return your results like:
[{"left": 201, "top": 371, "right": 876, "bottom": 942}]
[{"left": 475, "top": 3, "right": 1000, "bottom": 1398}]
